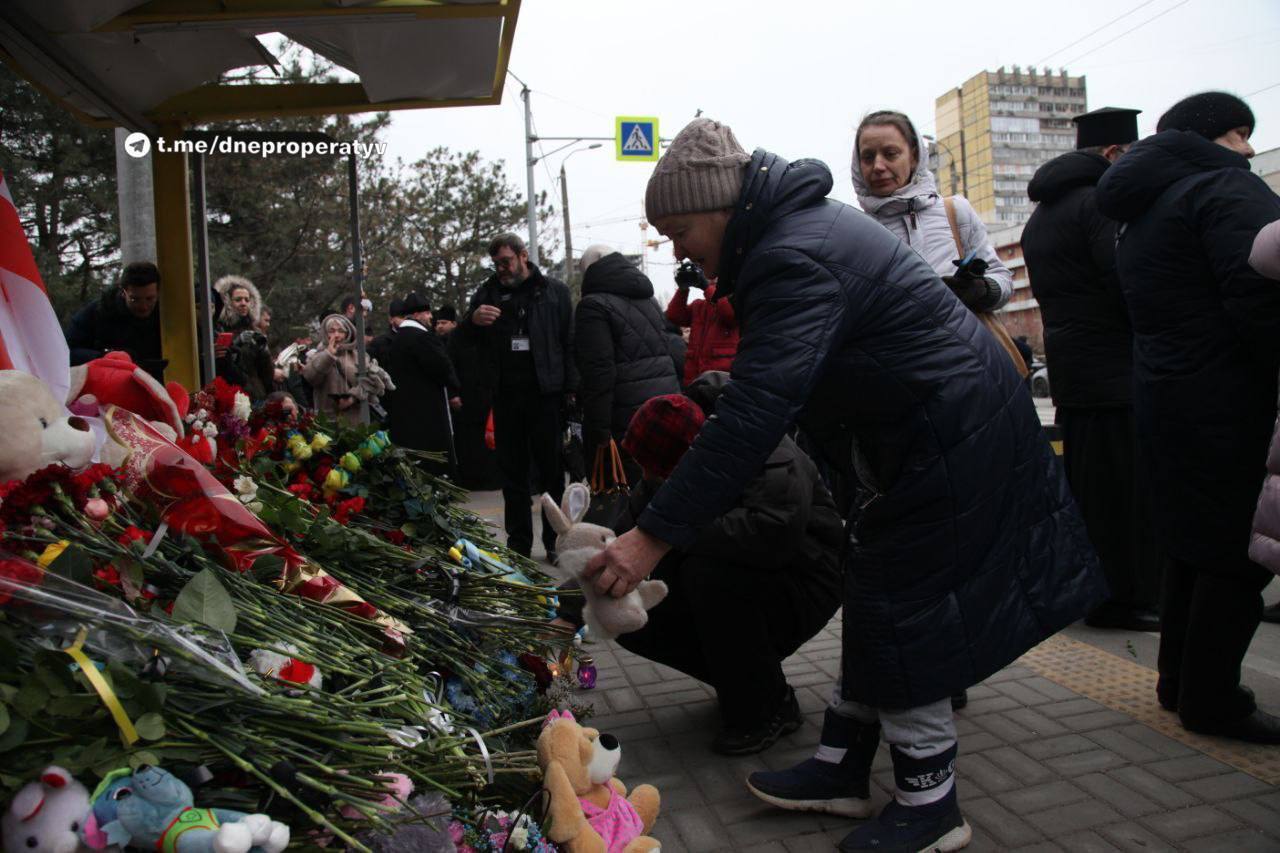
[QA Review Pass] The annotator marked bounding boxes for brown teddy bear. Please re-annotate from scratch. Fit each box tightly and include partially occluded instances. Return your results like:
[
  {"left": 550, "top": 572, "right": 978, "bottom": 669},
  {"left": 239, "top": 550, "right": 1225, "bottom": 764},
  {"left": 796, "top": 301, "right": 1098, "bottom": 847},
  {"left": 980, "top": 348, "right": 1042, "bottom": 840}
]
[{"left": 537, "top": 710, "right": 661, "bottom": 853}]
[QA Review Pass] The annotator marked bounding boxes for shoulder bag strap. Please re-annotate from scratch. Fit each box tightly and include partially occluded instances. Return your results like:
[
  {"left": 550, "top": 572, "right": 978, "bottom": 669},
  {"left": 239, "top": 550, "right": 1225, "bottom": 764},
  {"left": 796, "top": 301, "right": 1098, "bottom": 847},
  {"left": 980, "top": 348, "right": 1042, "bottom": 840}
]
[{"left": 942, "top": 196, "right": 965, "bottom": 259}]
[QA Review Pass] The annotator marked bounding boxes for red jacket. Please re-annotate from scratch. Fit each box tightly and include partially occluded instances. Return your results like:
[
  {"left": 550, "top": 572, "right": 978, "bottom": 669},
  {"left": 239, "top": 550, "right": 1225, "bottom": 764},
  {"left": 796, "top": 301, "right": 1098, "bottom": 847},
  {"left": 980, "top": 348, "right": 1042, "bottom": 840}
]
[{"left": 665, "top": 282, "right": 739, "bottom": 385}]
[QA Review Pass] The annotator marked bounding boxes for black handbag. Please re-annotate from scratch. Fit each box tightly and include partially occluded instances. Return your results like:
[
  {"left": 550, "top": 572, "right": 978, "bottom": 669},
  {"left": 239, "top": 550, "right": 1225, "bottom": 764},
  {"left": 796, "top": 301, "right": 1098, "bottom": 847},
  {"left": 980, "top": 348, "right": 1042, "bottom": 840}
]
[{"left": 582, "top": 440, "right": 632, "bottom": 533}]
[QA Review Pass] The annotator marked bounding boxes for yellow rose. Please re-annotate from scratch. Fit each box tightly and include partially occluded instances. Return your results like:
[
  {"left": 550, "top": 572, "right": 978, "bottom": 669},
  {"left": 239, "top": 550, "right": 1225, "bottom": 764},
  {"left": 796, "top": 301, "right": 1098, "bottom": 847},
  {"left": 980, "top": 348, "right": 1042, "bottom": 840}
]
[
  {"left": 340, "top": 452, "right": 361, "bottom": 473},
  {"left": 310, "top": 433, "right": 332, "bottom": 452}
]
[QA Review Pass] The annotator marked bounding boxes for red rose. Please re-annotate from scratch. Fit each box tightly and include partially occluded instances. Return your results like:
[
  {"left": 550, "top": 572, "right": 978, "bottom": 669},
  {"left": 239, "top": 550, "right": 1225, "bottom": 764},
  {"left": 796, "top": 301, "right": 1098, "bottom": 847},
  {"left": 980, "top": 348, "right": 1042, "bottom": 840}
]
[
  {"left": 382, "top": 529, "right": 407, "bottom": 546},
  {"left": 0, "top": 558, "right": 43, "bottom": 606}
]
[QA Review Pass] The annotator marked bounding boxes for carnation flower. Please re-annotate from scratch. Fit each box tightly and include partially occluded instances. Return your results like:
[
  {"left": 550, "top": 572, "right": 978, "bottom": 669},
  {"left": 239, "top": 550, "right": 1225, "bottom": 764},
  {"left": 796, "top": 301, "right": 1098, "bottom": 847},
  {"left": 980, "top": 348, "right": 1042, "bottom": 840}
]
[{"left": 232, "top": 391, "right": 251, "bottom": 422}]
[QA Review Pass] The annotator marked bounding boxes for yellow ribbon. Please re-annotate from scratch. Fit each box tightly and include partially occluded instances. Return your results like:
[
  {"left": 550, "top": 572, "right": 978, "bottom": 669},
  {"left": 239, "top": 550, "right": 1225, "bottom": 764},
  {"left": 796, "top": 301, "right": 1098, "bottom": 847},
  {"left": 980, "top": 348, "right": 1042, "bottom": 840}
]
[{"left": 64, "top": 627, "right": 139, "bottom": 747}]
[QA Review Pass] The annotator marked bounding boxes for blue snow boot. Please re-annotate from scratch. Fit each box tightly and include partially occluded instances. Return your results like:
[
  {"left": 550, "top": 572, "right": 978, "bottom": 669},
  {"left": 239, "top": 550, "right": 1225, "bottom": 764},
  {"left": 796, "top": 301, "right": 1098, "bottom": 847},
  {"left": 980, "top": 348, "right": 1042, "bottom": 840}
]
[
  {"left": 839, "top": 745, "right": 971, "bottom": 853},
  {"left": 745, "top": 708, "right": 879, "bottom": 818}
]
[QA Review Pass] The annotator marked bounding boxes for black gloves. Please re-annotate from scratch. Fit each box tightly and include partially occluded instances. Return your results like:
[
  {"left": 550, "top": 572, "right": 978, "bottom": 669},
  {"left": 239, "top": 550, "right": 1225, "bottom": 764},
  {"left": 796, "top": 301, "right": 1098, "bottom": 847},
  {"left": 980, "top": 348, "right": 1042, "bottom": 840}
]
[
  {"left": 675, "top": 260, "right": 708, "bottom": 290},
  {"left": 945, "top": 254, "right": 1002, "bottom": 311},
  {"left": 942, "top": 275, "right": 1003, "bottom": 311}
]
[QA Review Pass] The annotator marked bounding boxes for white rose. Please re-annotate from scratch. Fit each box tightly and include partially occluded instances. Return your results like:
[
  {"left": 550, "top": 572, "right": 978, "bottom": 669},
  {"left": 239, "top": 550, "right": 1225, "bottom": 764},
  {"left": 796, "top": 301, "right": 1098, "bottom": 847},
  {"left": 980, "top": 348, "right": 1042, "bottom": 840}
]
[
  {"left": 233, "top": 476, "right": 257, "bottom": 496},
  {"left": 508, "top": 826, "right": 528, "bottom": 849}
]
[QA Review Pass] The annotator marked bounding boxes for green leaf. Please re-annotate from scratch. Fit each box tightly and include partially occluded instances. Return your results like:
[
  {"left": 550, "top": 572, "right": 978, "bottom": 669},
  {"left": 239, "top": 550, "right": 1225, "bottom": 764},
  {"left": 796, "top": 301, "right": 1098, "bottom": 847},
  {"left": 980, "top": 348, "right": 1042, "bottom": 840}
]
[
  {"left": 33, "top": 650, "right": 76, "bottom": 697},
  {"left": 129, "top": 750, "right": 160, "bottom": 768},
  {"left": 107, "top": 660, "right": 141, "bottom": 700},
  {"left": 0, "top": 716, "right": 29, "bottom": 752},
  {"left": 46, "top": 695, "right": 100, "bottom": 717},
  {"left": 170, "top": 569, "right": 238, "bottom": 633},
  {"left": 136, "top": 683, "right": 167, "bottom": 713},
  {"left": 13, "top": 682, "right": 47, "bottom": 717},
  {"left": 250, "top": 554, "right": 284, "bottom": 584},
  {"left": 47, "top": 544, "right": 94, "bottom": 585},
  {"left": 0, "top": 701, "right": 9, "bottom": 736},
  {"left": 134, "top": 712, "right": 165, "bottom": 741},
  {"left": 118, "top": 559, "right": 145, "bottom": 601}
]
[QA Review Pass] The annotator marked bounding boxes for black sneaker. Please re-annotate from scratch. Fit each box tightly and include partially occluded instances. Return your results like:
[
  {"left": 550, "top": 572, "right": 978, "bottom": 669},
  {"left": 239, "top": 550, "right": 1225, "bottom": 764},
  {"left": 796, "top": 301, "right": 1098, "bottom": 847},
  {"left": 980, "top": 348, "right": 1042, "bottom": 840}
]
[
  {"left": 747, "top": 708, "right": 880, "bottom": 817},
  {"left": 950, "top": 690, "right": 968, "bottom": 711},
  {"left": 712, "top": 687, "right": 803, "bottom": 756},
  {"left": 839, "top": 789, "right": 971, "bottom": 853}
]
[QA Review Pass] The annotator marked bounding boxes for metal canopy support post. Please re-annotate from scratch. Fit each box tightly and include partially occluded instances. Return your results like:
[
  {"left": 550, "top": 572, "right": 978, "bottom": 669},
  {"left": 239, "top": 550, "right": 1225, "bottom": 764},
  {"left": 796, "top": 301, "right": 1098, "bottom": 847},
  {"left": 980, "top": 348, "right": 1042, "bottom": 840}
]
[
  {"left": 521, "top": 81, "right": 538, "bottom": 265},
  {"left": 152, "top": 126, "right": 199, "bottom": 390},
  {"left": 347, "top": 152, "right": 369, "bottom": 425},
  {"left": 190, "top": 152, "right": 215, "bottom": 386}
]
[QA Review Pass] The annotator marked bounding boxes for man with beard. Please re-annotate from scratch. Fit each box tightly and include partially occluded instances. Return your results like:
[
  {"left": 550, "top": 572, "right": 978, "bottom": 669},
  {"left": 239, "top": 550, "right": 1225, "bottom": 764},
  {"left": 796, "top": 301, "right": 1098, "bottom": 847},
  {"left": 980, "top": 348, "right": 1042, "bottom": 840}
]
[{"left": 455, "top": 233, "right": 576, "bottom": 560}]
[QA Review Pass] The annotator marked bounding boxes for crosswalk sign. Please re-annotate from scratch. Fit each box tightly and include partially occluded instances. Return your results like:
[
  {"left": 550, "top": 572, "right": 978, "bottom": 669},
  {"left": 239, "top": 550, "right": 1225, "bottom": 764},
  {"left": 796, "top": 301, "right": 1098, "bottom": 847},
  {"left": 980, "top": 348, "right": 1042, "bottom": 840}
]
[{"left": 616, "top": 116, "right": 660, "bottom": 162}]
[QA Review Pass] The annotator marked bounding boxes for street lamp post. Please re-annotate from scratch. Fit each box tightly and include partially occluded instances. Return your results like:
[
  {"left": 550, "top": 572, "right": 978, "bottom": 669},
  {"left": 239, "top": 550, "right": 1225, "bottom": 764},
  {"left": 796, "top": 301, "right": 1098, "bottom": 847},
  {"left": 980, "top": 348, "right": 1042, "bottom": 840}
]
[
  {"left": 559, "top": 143, "right": 602, "bottom": 298},
  {"left": 924, "top": 134, "right": 962, "bottom": 197}
]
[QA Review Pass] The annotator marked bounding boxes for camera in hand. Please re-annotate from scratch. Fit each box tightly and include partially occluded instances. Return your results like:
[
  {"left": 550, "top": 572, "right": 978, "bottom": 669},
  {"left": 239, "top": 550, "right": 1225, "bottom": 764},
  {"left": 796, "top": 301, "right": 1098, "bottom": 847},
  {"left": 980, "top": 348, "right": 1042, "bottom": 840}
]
[{"left": 675, "top": 260, "right": 708, "bottom": 290}]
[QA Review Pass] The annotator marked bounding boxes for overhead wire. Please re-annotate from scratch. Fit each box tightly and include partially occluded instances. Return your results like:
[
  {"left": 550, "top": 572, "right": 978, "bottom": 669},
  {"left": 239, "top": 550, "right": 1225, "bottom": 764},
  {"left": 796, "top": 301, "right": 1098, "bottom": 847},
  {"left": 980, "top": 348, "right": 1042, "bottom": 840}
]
[
  {"left": 1063, "top": 0, "right": 1194, "bottom": 66},
  {"left": 1034, "top": 0, "right": 1162, "bottom": 64}
]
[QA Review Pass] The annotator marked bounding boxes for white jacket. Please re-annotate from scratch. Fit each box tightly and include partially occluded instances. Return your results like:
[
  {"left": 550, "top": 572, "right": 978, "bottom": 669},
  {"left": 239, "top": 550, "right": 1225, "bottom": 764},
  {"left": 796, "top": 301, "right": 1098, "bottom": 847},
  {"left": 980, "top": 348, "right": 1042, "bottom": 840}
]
[{"left": 852, "top": 129, "right": 1013, "bottom": 309}]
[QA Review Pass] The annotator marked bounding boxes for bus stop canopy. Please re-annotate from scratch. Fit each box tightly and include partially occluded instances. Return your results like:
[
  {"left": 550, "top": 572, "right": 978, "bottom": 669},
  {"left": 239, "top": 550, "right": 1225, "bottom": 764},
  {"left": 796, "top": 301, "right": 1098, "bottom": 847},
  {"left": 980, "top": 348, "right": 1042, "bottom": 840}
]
[
  {"left": 0, "top": 0, "right": 519, "bottom": 130},
  {"left": 0, "top": 0, "right": 520, "bottom": 390}
]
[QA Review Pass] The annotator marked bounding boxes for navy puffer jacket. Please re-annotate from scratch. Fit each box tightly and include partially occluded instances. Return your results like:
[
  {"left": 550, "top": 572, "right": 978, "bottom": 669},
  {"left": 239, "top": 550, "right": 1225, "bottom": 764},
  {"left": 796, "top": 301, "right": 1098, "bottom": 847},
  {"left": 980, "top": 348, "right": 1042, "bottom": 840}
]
[
  {"left": 637, "top": 150, "right": 1104, "bottom": 709},
  {"left": 1096, "top": 130, "right": 1280, "bottom": 567}
]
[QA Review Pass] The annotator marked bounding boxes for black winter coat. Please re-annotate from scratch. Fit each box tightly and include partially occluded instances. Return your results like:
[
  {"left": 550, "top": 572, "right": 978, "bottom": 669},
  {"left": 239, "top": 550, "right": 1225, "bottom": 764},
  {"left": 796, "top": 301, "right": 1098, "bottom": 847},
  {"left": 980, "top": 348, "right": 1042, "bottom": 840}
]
[
  {"left": 575, "top": 253, "right": 681, "bottom": 452},
  {"left": 1095, "top": 130, "right": 1280, "bottom": 566},
  {"left": 65, "top": 289, "right": 164, "bottom": 379},
  {"left": 637, "top": 150, "right": 1104, "bottom": 709},
  {"left": 457, "top": 265, "right": 577, "bottom": 397},
  {"left": 1023, "top": 151, "right": 1133, "bottom": 408},
  {"left": 385, "top": 323, "right": 460, "bottom": 463}
]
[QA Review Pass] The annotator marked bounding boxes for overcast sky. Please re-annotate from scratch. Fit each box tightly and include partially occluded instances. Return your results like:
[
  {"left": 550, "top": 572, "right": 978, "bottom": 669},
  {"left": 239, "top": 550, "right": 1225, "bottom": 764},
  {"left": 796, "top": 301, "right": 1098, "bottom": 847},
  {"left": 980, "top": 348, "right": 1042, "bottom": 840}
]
[{"left": 381, "top": 0, "right": 1280, "bottom": 304}]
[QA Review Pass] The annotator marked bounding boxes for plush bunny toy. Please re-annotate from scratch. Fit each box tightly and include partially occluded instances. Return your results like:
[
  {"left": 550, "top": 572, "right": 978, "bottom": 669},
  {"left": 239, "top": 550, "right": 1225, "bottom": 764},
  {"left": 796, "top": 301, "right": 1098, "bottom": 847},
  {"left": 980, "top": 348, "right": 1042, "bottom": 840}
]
[
  {"left": 3, "top": 766, "right": 93, "bottom": 853},
  {"left": 539, "top": 483, "right": 668, "bottom": 641}
]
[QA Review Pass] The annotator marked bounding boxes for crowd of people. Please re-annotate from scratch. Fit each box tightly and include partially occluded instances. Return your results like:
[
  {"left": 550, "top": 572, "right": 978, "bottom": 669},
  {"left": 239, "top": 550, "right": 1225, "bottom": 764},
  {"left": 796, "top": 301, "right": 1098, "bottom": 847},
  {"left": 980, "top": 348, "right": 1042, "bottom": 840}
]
[{"left": 59, "top": 86, "right": 1280, "bottom": 853}]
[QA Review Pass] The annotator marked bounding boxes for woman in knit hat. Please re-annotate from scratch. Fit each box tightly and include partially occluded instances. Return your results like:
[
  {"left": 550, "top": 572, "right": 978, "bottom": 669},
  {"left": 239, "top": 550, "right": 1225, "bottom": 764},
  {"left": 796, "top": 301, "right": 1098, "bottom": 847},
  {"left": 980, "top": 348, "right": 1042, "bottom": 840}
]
[
  {"left": 586, "top": 117, "right": 1103, "bottom": 852},
  {"left": 1096, "top": 91, "right": 1280, "bottom": 744}
]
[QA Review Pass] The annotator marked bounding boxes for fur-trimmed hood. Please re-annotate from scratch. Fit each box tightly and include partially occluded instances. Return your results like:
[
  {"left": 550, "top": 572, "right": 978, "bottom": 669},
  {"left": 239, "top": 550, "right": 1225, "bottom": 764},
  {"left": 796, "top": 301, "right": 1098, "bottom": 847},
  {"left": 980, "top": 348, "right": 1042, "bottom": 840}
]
[{"left": 214, "top": 274, "right": 263, "bottom": 329}]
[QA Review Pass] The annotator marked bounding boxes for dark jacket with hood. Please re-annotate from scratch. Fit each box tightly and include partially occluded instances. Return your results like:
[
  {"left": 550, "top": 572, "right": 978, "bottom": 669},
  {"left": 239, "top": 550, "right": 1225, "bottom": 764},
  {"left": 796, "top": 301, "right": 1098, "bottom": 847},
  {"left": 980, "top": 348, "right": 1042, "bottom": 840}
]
[
  {"left": 456, "top": 264, "right": 577, "bottom": 398},
  {"left": 575, "top": 252, "right": 681, "bottom": 458},
  {"left": 1022, "top": 151, "right": 1133, "bottom": 408},
  {"left": 65, "top": 289, "right": 165, "bottom": 380},
  {"left": 637, "top": 150, "right": 1104, "bottom": 710},
  {"left": 1096, "top": 130, "right": 1280, "bottom": 566},
  {"left": 681, "top": 372, "right": 843, "bottom": 576}
]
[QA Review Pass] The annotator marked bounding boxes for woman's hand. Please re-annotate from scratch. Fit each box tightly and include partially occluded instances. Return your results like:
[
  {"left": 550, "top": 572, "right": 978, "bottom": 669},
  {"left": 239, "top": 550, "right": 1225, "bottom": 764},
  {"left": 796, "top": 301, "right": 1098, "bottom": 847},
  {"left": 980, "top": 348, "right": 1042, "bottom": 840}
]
[{"left": 583, "top": 527, "right": 671, "bottom": 598}]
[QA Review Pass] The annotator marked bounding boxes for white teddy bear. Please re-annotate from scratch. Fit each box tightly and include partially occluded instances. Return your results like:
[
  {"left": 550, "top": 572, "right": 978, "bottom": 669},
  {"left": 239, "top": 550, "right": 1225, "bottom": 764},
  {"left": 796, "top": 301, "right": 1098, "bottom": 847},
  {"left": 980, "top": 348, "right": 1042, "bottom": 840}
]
[{"left": 0, "top": 370, "right": 96, "bottom": 482}]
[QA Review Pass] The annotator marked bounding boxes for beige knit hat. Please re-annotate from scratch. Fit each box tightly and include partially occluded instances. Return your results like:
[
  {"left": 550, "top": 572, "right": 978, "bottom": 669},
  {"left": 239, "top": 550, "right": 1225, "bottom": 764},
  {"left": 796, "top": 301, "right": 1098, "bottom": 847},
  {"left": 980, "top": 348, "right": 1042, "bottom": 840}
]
[{"left": 644, "top": 118, "right": 750, "bottom": 222}]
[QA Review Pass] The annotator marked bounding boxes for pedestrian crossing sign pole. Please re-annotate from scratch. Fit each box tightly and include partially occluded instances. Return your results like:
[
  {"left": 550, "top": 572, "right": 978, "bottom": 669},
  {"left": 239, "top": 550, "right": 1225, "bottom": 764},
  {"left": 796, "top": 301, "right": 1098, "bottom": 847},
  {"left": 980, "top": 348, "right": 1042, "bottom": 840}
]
[{"left": 616, "top": 116, "right": 660, "bottom": 162}]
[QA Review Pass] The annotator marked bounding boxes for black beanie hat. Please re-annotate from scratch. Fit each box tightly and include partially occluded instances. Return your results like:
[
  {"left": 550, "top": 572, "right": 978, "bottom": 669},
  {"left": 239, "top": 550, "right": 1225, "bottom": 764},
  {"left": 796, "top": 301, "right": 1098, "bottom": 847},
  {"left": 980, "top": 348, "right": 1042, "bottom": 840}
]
[{"left": 1157, "top": 91, "right": 1254, "bottom": 141}]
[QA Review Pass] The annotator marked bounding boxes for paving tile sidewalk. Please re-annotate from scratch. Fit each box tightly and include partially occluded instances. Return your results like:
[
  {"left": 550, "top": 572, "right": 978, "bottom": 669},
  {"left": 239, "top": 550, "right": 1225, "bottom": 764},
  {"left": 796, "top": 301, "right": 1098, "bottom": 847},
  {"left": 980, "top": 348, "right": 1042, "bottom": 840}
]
[
  {"left": 575, "top": 621, "right": 1280, "bottom": 852},
  {"left": 463, "top": 490, "right": 1280, "bottom": 851}
]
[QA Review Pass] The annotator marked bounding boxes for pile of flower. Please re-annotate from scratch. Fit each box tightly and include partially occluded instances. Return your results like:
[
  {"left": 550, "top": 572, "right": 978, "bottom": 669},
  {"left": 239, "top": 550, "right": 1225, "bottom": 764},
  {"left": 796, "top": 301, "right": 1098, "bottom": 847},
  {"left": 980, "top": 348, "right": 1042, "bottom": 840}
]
[{"left": 0, "top": 379, "right": 580, "bottom": 850}]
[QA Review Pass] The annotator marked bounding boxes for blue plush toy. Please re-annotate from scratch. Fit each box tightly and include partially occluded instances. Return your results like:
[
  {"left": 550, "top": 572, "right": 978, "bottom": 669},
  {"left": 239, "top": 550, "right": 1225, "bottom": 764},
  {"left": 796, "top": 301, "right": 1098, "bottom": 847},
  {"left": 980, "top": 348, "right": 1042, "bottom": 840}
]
[{"left": 80, "top": 766, "right": 289, "bottom": 853}]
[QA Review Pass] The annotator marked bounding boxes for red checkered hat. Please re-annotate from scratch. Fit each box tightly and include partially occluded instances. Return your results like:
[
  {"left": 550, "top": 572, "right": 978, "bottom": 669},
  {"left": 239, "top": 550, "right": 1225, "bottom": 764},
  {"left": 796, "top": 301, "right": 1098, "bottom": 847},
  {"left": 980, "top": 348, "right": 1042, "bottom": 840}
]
[{"left": 622, "top": 394, "right": 706, "bottom": 479}]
